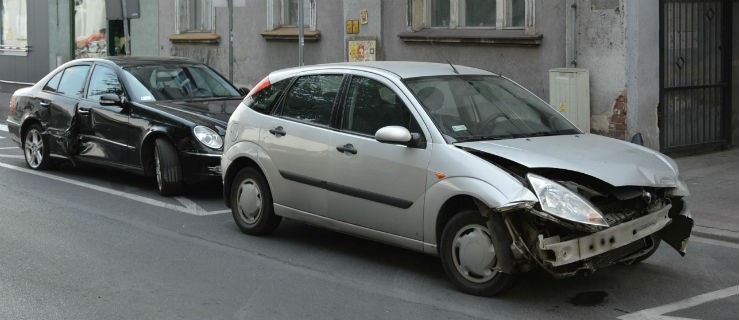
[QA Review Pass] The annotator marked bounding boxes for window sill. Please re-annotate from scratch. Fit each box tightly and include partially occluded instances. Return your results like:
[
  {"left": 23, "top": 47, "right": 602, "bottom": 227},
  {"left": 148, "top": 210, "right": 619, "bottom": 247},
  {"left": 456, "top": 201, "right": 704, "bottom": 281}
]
[
  {"left": 168, "top": 33, "right": 221, "bottom": 45},
  {"left": 398, "top": 28, "right": 542, "bottom": 46},
  {"left": 261, "top": 27, "right": 321, "bottom": 41},
  {"left": 0, "top": 45, "right": 30, "bottom": 56}
]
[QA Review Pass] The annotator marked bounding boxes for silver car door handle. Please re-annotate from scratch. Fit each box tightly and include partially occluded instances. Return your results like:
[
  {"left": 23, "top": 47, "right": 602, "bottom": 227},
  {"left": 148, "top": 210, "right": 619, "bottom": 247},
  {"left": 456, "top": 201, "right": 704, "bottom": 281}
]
[
  {"left": 39, "top": 101, "right": 50, "bottom": 107},
  {"left": 77, "top": 107, "right": 90, "bottom": 115},
  {"left": 336, "top": 143, "right": 357, "bottom": 155}
]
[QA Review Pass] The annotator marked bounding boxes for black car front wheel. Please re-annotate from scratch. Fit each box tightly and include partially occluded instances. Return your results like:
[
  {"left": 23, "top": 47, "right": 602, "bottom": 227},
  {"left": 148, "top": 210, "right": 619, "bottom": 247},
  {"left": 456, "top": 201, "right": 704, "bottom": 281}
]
[
  {"left": 439, "top": 210, "right": 517, "bottom": 296},
  {"left": 230, "top": 167, "right": 281, "bottom": 235},
  {"left": 154, "top": 137, "right": 183, "bottom": 196},
  {"left": 23, "top": 124, "right": 52, "bottom": 170}
]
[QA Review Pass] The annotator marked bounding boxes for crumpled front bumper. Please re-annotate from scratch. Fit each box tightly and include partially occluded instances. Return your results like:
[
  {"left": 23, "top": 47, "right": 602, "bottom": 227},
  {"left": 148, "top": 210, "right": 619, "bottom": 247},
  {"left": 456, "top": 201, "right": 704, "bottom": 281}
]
[{"left": 536, "top": 203, "right": 692, "bottom": 267}]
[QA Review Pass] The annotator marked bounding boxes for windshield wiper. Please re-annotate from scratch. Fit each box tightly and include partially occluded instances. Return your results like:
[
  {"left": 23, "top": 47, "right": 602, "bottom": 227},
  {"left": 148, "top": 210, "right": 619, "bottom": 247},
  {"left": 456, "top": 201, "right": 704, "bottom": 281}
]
[
  {"left": 453, "top": 136, "right": 504, "bottom": 143},
  {"left": 525, "top": 130, "right": 579, "bottom": 137},
  {"left": 184, "top": 96, "right": 243, "bottom": 102}
]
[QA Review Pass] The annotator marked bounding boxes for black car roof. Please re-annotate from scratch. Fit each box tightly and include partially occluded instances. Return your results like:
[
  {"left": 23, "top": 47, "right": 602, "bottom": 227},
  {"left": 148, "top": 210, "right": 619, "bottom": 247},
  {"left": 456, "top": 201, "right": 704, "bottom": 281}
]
[{"left": 72, "top": 56, "right": 201, "bottom": 68}]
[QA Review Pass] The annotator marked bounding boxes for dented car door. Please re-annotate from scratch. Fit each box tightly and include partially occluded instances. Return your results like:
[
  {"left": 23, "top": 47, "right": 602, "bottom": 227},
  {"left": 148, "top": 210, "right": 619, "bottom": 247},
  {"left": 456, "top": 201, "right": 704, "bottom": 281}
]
[{"left": 75, "top": 64, "right": 135, "bottom": 166}]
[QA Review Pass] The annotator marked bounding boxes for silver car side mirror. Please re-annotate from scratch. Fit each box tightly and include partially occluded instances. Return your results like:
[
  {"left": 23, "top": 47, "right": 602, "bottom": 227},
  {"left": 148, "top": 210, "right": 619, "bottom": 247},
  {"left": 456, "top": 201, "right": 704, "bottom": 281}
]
[{"left": 375, "top": 126, "right": 411, "bottom": 144}]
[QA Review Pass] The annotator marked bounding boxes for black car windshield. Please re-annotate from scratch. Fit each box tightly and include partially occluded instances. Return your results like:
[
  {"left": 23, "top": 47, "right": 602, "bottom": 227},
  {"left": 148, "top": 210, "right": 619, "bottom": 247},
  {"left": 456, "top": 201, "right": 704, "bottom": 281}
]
[
  {"left": 404, "top": 75, "right": 580, "bottom": 143},
  {"left": 122, "top": 64, "right": 241, "bottom": 102}
]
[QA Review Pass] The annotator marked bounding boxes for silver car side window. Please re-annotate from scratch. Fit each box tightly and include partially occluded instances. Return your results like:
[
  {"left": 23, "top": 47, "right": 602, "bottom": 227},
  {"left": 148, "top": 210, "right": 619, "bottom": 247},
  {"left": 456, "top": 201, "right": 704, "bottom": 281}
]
[
  {"left": 281, "top": 74, "right": 343, "bottom": 126},
  {"left": 342, "top": 76, "right": 417, "bottom": 136}
]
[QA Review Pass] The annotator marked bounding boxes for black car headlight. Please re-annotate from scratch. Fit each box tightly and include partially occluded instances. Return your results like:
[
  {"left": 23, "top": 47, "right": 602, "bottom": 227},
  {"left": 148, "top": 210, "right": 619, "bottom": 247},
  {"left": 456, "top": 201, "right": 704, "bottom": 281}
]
[
  {"left": 527, "top": 173, "right": 609, "bottom": 228},
  {"left": 193, "top": 125, "right": 223, "bottom": 149}
]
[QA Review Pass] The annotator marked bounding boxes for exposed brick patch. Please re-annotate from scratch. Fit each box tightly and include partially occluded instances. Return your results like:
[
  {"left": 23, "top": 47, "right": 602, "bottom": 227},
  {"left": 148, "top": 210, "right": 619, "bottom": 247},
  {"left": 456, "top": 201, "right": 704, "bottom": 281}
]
[{"left": 606, "top": 94, "right": 627, "bottom": 140}]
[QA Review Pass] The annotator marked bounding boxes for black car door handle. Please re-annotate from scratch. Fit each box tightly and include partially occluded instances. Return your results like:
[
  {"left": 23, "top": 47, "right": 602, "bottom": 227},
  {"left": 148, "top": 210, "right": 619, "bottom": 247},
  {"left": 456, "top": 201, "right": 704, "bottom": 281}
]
[
  {"left": 269, "top": 126, "right": 286, "bottom": 137},
  {"left": 336, "top": 143, "right": 357, "bottom": 155}
]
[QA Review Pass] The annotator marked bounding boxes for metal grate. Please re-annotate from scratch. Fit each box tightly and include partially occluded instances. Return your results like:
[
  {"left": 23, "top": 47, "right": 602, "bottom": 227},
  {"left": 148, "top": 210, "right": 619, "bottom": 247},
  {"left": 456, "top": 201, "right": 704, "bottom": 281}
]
[{"left": 659, "top": 0, "right": 732, "bottom": 153}]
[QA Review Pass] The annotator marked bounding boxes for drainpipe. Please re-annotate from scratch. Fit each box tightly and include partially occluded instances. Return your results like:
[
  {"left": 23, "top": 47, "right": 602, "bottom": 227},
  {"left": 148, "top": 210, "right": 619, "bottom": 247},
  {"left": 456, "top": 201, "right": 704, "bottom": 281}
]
[
  {"left": 298, "top": 0, "right": 304, "bottom": 66},
  {"left": 566, "top": 0, "right": 578, "bottom": 67},
  {"left": 228, "top": 0, "right": 234, "bottom": 82}
]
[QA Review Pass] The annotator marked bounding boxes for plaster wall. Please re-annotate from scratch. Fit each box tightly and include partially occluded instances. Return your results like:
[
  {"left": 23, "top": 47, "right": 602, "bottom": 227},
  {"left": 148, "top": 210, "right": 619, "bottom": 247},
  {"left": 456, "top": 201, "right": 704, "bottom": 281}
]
[
  {"left": 129, "top": 0, "right": 160, "bottom": 57},
  {"left": 381, "top": 0, "right": 567, "bottom": 100},
  {"left": 48, "top": 0, "right": 73, "bottom": 69},
  {"left": 624, "top": 0, "right": 660, "bottom": 149},
  {"left": 574, "top": 0, "right": 626, "bottom": 135}
]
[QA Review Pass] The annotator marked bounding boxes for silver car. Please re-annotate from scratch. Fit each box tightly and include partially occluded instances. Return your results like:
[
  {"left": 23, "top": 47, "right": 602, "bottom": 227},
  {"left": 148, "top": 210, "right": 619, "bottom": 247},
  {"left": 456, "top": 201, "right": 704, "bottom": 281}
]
[{"left": 221, "top": 62, "right": 693, "bottom": 296}]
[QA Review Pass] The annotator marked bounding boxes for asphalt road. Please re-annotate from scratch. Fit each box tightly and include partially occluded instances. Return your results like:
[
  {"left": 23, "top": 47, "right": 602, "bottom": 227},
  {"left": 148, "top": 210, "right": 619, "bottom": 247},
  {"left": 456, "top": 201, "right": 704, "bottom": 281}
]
[{"left": 0, "top": 127, "right": 737, "bottom": 320}]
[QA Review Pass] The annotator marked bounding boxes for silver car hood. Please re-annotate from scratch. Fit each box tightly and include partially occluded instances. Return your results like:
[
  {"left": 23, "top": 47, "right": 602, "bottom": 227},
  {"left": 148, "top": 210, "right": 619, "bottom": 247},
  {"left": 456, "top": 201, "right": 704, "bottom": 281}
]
[{"left": 457, "top": 134, "right": 679, "bottom": 187}]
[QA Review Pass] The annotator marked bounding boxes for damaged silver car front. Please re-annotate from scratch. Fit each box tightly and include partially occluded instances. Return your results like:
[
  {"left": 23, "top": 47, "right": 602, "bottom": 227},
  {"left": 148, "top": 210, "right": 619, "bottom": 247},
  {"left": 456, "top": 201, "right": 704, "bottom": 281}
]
[{"left": 492, "top": 167, "right": 693, "bottom": 278}]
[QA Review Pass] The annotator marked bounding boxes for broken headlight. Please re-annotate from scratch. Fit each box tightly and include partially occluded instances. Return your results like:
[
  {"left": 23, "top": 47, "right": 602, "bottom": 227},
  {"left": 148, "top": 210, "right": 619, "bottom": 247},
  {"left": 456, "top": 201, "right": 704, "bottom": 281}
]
[{"left": 527, "top": 173, "right": 609, "bottom": 228}]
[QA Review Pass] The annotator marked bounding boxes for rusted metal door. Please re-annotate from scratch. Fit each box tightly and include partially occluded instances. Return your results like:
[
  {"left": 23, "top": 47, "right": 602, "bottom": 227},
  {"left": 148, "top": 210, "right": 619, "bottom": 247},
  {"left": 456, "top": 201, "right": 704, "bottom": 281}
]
[{"left": 659, "top": 0, "right": 732, "bottom": 152}]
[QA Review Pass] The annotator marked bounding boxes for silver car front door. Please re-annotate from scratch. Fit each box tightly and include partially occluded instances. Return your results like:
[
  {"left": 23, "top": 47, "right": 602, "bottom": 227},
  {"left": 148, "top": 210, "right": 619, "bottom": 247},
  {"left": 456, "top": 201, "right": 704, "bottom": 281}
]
[
  {"left": 327, "top": 75, "right": 431, "bottom": 240},
  {"left": 259, "top": 74, "right": 344, "bottom": 216}
]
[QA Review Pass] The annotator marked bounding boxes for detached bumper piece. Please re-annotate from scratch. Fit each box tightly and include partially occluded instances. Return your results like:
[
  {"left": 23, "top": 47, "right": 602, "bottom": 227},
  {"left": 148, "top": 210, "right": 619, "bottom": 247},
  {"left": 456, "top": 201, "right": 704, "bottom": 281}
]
[{"left": 537, "top": 205, "right": 672, "bottom": 267}]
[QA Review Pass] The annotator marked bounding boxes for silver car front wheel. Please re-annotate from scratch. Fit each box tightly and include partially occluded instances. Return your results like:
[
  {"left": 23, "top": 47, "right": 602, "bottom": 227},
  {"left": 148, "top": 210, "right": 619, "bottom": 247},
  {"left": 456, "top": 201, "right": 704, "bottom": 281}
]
[{"left": 440, "top": 210, "right": 517, "bottom": 296}]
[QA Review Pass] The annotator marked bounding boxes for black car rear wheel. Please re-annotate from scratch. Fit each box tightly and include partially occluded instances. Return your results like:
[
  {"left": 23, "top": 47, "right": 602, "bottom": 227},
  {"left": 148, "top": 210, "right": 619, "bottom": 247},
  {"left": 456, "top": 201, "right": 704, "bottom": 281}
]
[
  {"left": 23, "top": 124, "right": 52, "bottom": 170},
  {"left": 440, "top": 210, "right": 517, "bottom": 296},
  {"left": 154, "top": 137, "right": 183, "bottom": 196},
  {"left": 230, "top": 167, "right": 281, "bottom": 235}
]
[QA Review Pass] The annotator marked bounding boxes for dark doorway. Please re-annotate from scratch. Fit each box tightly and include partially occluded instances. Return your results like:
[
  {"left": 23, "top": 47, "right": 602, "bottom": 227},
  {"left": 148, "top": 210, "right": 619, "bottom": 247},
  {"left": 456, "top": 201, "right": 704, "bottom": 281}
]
[{"left": 659, "top": 0, "right": 733, "bottom": 153}]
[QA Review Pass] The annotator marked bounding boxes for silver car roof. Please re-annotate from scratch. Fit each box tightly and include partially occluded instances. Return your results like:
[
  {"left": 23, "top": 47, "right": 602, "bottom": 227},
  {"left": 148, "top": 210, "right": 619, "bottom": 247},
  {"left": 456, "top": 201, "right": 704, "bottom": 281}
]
[{"left": 268, "top": 61, "right": 497, "bottom": 81}]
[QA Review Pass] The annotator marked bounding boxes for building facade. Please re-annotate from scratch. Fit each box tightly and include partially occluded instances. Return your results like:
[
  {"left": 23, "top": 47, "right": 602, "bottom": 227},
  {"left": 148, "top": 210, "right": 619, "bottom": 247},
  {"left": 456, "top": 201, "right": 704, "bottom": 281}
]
[{"left": 1, "top": 0, "right": 736, "bottom": 153}]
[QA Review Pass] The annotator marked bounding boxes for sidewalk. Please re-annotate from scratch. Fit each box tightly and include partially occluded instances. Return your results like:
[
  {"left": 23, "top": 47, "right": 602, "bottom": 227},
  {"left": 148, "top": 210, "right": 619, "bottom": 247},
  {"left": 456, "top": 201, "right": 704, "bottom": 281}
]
[
  {"left": 675, "top": 148, "right": 739, "bottom": 242},
  {"left": 0, "top": 86, "right": 736, "bottom": 242}
]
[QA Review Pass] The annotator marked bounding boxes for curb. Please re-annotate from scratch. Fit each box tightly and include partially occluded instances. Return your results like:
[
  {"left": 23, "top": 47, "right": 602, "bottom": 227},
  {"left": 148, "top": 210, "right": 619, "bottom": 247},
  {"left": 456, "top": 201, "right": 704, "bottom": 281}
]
[{"left": 691, "top": 225, "right": 739, "bottom": 244}]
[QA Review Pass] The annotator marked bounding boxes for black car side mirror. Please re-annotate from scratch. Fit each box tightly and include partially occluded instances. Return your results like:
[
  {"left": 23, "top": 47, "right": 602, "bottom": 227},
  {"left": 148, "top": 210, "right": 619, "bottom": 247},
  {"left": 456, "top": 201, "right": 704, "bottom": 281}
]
[{"left": 99, "top": 94, "right": 127, "bottom": 107}]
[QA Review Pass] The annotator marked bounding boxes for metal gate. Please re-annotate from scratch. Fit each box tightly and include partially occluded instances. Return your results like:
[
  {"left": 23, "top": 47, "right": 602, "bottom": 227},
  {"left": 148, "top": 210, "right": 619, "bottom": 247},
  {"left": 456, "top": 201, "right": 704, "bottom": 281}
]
[{"left": 659, "top": 0, "right": 732, "bottom": 153}]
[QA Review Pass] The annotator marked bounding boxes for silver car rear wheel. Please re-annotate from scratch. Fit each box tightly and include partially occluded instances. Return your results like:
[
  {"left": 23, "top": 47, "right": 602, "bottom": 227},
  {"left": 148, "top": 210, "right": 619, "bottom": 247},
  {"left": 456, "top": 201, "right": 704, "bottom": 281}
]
[{"left": 230, "top": 167, "right": 281, "bottom": 235}]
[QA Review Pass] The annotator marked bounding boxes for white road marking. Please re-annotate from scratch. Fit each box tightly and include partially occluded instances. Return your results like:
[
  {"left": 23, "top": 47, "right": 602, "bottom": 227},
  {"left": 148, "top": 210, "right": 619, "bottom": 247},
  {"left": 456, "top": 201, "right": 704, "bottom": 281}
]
[
  {"left": 0, "top": 124, "right": 8, "bottom": 132},
  {"left": 0, "top": 154, "right": 24, "bottom": 159},
  {"left": 174, "top": 196, "right": 222, "bottom": 216},
  {"left": 0, "top": 147, "right": 18, "bottom": 150},
  {"left": 691, "top": 236, "right": 739, "bottom": 250},
  {"left": 618, "top": 285, "right": 739, "bottom": 320},
  {"left": 0, "top": 161, "right": 226, "bottom": 216}
]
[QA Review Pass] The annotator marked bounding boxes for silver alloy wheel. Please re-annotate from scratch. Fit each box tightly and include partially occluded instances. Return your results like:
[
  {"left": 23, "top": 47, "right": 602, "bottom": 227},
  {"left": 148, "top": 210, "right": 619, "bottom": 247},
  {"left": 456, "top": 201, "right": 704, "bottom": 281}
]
[
  {"left": 451, "top": 223, "right": 498, "bottom": 283},
  {"left": 24, "top": 129, "right": 44, "bottom": 169},
  {"left": 236, "top": 178, "right": 262, "bottom": 224},
  {"left": 155, "top": 149, "right": 163, "bottom": 190}
]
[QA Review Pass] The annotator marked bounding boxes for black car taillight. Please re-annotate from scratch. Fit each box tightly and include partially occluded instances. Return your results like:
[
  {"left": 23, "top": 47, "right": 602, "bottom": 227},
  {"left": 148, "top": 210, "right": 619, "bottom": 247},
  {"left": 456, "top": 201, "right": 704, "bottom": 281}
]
[{"left": 8, "top": 95, "right": 15, "bottom": 113}]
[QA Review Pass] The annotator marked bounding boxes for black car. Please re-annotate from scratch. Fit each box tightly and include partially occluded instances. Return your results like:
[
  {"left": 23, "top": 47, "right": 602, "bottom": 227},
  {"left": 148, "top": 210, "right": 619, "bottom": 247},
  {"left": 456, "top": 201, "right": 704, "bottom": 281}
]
[{"left": 6, "top": 57, "right": 245, "bottom": 195}]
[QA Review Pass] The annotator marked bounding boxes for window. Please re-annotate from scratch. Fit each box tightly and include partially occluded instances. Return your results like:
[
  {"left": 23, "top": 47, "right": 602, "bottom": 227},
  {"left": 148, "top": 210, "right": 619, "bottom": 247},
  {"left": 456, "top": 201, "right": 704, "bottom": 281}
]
[
  {"left": 245, "top": 79, "right": 290, "bottom": 115},
  {"left": 420, "top": 0, "right": 530, "bottom": 29},
  {"left": 342, "top": 77, "right": 416, "bottom": 136},
  {"left": 43, "top": 72, "right": 64, "bottom": 93},
  {"left": 176, "top": 0, "right": 214, "bottom": 33},
  {"left": 282, "top": 0, "right": 314, "bottom": 27},
  {"left": 281, "top": 75, "right": 342, "bottom": 126},
  {"left": 0, "top": 0, "right": 28, "bottom": 56},
  {"left": 57, "top": 66, "right": 92, "bottom": 98},
  {"left": 87, "top": 65, "right": 123, "bottom": 101}
]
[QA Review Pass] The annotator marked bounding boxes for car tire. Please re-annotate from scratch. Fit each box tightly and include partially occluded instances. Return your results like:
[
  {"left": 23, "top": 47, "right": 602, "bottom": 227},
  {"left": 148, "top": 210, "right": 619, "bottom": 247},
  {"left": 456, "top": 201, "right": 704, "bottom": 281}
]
[
  {"left": 439, "top": 210, "right": 517, "bottom": 296},
  {"left": 154, "top": 137, "right": 183, "bottom": 196},
  {"left": 23, "top": 124, "right": 52, "bottom": 170},
  {"left": 230, "top": 167, "right": 281, "bottom": 235}
]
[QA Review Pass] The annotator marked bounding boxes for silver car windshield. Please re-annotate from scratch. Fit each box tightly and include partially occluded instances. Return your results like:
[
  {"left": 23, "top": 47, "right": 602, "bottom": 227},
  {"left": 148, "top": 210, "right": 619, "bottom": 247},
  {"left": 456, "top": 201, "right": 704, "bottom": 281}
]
[
  {"left": 404, "top": 75, "right": 580, "bottom": 143},
  {"left": 122, "top": 64, "right": 241, "bottom": 102}
]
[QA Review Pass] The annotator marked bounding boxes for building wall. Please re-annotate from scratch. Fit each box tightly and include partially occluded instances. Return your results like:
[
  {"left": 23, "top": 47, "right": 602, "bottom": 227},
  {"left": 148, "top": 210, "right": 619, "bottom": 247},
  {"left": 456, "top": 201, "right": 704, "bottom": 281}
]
[
  {"left": 0, "top": 0, "right": 50, "bottom": 84},
  {"left": 624, "top": 0, "right": 660, "bottom": 149},
  {"left": 129, "top": 0, "right": 160, "bottom": 57}
]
